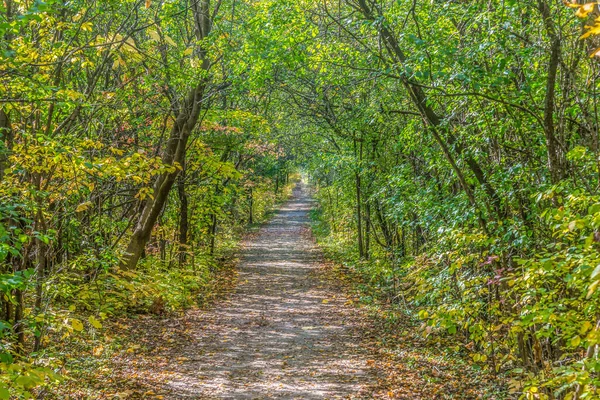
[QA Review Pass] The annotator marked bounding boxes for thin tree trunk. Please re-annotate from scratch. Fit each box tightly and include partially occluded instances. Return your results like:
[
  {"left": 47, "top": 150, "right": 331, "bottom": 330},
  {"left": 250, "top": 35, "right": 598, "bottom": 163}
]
[
  {"left": 248, "top": 187, "right": 254, "bottom": 225},
  {"left": 178, "top": 165, "right": 189, "bottom": 266},
  {"left": 209, "top": 213, "right": 217, "bottom": 256},
  {"left": 33, "top": 208, "right": 47, "bottom": 352},
  {"left": 537, "top": 0, "right": 565, "bottom": 184},
  {"left": 365, "top": 200, "right": 370, "bottom": 260},
  {"left": 0, "top": 108, "right": 13, "bottom": 182},
  {"left": 354, "top": 139, "right": 364, "bottom": 258}
]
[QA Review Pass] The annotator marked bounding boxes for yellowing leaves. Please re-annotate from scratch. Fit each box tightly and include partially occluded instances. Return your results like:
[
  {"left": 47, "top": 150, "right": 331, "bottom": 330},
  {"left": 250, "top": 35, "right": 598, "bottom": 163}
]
[
  {"left": 148, "top": 29, "right": 161, "bottom": 42},
  {"left": 581, "top": 23, "right": 600, "bottom": 39},
  {"left": 566, "top": 1, "right": 600, "bottom": 52},
  {"left": 71, "top": 318, "right": 84, "bottom": 332},
  {"left": 58, "top": 89, "right": 83, "bottom": 101},
  {"left": 576, "top": 3, "right": 596, "bottom": 18},
  {"left": 126, "top": 344, "right": 141, "bottom": 353},
  {"left": 112, "top": 57, "right": 126, "bottom": 69},
  {"left": 581, "top": 320, "right": 594, "bottom": 335},
  {"left": 81, "top": 22, "right": 94, "bottom": 32},
  {"left": 164, "top": 35, "right": 177, "bottom": 47},
  {"left": 76, "top": 201, "right": 93, "bottom": 212},
  {"left": 590, "top": 47, "right": 600, "bottom": 58},
  {"left": 93, "top": 345, "right": 104, "bottom": 356},
  {"left": 88, "top": 316, "right": 102, "bottom": 329},
  {"left": 136, "top": 187, "right": 155, "bottom": 201}
]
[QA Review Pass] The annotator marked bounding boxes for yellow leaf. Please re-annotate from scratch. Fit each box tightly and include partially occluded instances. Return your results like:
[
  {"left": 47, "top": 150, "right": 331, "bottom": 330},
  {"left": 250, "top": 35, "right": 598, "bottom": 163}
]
[
  {"left": 576, "top": 3, "right": 596, "bottom": 18},
  {"left": 125, "top": 37, "right": 137, "bottom": 49},
  {"left": 568, "top": 220, "right": 577, "bottom": 231},
  {"left": 571, "top": 335, "right": 582, "bottom": 347},
  {"left": 164, "top": 35, "right": 177, "bottom": 47},
  {"left": 148, "top": 29, "right": 161, "bottom": 42},
  {"left": 581, "top": 321, "right": 593, "bottom": 334},
  {"left": 93, "top": 345, "right": 104, "bottom": 356},
  {"left": 581, "top": 24, "right": 600, "bottom": 39},
  {"left": 81, "top": 22, "right": 93, "bottom": 32},
  {"left": 71, "top": 318, "right": 84, "bottom": 332},
  {"left": 564, "top": 1, "right": 581, "bottom": 9},
  {"left": 183, "top": 47, "right": 193, "bottom": 56},
  {"left": 590, "top": 47, "right": 600, "bottom": 58},
  {"left": 76, "top": 201, "right": 93, "bottom": 212},
  {"left": 321, "top": 299, "right": 329, "bottom": 304},
  {"left": 88, "top": 316, "right": 102, "bottom": 329},
  {"left": 145, "top": 0, "right": 151, "bottom": 8}
]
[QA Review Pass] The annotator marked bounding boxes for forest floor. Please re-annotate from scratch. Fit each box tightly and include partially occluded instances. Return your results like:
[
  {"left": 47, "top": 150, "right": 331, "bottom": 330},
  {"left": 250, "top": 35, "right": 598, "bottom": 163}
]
[{"left": 57, "top": 184, "right": 503, "bottom": 399}]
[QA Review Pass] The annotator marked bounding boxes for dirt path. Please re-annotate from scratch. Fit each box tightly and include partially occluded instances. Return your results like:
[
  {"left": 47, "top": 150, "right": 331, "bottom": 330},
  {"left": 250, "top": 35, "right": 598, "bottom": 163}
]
[{"left": 157, "top": 183, "right": 377, "bottom": 399}]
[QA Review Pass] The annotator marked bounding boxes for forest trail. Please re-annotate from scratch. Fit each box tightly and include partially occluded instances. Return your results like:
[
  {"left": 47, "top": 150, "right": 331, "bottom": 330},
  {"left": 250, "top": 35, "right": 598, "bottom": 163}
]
[{"left": 154, "top": 183, "right": 377, "bottom": 399}]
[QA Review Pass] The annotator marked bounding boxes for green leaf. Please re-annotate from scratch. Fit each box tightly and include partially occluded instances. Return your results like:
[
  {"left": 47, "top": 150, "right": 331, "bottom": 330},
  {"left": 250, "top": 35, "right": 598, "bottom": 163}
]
[{"left": 589, "top": 203, "right": 600, "bottom": 215}]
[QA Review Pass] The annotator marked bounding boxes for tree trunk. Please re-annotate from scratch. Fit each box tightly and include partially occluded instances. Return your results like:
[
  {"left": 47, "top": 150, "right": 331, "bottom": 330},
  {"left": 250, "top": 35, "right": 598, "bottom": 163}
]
[
  {"left": 0, "top": 108, "right": 13, "bottom": 182},
  {"left": 209, "top": 212, "right": 217, "bottom": 256},
  {"left": 177, "top": 165, "right": 189, "bottom": 267},
  {"left": 364, "top": 200, "right": 370, "bottom": 260},
  {"left": 33, "top": 209, "right": 47, "bottom": 353},
  {"left": 121, "top": 80, "right": 208, "bottom": 269},
  {"left": 537, "top": 0, "right": 565, "bottom": 184},
  {"left": 354, "top": 139, "right": 365, "bottom": 258},
  {"left": 248, "top": 187, "right": 254, "bottom": 225},
  {"left": 14, "top": 287, "right": 24, "bottom": 354},
  {"left": 121, "top": 1, "right": 214, "bottom": 270}
]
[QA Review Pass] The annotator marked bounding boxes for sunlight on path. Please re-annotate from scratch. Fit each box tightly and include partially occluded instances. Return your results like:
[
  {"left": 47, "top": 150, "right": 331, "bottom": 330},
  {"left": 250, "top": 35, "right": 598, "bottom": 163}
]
[{"left": 163, "top": 183, "right": 376, "bottom": 399}]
